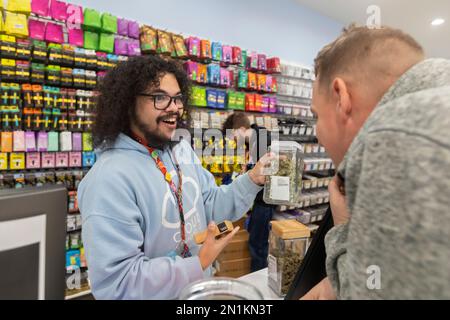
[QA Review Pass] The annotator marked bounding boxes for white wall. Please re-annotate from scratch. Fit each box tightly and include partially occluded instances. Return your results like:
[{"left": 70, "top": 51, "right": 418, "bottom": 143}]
[{"left": 66, "top": 0, "right": 343, "bottom": 65}]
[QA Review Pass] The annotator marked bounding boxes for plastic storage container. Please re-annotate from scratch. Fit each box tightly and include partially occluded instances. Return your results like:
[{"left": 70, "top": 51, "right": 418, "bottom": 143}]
[
  {"left": 268, "top": 220, "right": 310, "bottom": 296},
  {"left": 263, "top": 141, "right": 304, "bottom": 206}
]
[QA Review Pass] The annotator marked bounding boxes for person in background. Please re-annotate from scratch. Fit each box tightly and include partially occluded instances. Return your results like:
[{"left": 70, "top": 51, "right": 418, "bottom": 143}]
[
  {"left": 302, "top": 25, "right": 450, "bottom": 299},
  {"left": 78, "top": 56, "right": 273, "bottom": 299},
  {"left": 222, "top": 112, "right": 276, "bottom": 272}
]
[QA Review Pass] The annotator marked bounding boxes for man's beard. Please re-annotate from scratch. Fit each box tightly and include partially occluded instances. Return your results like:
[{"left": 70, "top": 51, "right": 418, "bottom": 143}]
[{"left": 134, "top": 112, "right": 182, "bottom": 150}]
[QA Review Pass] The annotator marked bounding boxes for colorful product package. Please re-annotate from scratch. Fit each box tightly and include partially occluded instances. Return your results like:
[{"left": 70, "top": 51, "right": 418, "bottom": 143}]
[
  {"left": 197, "top": 63, "right": 207, "bottom": 84},
  {"left": 247, "top": 51, "right": 258, "bottom": 70},
  {"left": 114, "top": 37, "right": 128, "bottom": 55},
  {"left": 60, "top": 131, "right": 72, "bottom": 151},
  {"left": 189, "top": 86, "right": 207, "bottom": 107},
  {"left": 267, "top": 57, "right": 281, "bottom": 73},
  {"left": 200, "top": 39, "right": 211, "bottom": 60},
  {"left": 186, "top": 36, "right": 200, "bottom": 58},
  {"left": 10, "top": 152, "right": 25, "bottom": 170},
  {"left": 13, "top": 130, "right": 25, "bottom": 152},
  {"left": 44, "top": 22, "right": 64, "bottom": 43},
  {"left": 219, "top": 68, "right": 230, "bottom": 87},
  {"left": 185, "top": 61, "right": 198, "bottom": 82},
  {"left": 247, "top": 72, "right": 257, "bottom": 90},
  {"left": 26, "top": 152, "right": 41, "bottom": 169},
  {"left": 50, "top": 0, "right": 67, "bottom": 21},
  {"left": 82, "top": 132, "right": 93, "bottom": 151},
  {"left": 101, "top": 13, "right": 118, "bottom": 34},
  {"left": 235, "top": 92, "right": 246, "bottom": 110},
  {"left": 265, "top": 75, "right": 272, "bottom": 93},
  {"left": 41, "top": 152, "right": 55, "bottom": 168},
  {"left": 69, "top": 152, "right": 82, "bottom": 167},
  {"left": 84, "top": 31, "right": 99, "bottom": 51},
  {"left": 271, "top": 77, "right": 278, "bottom": 93},
  {"left": 172, "top": 34, "right": 187, "bottom": 58},
  {"left": 257, "top": 74, "right": 267, "bottom": 92},
  {"left": 211, "top": 42, "right": 222, "bottom": 61},
  {"left": 99, "top": 33, "right": 114, "bottom": 53},
  {"left": 128, "top": 21, "right": 140, "bottom": 39},
  {"left": 28, "top": 18, "right": 46, "bottom": 41},
  {"left": 25, "top": 131, "right": 36, "bottom": 152},
  {"left": 55, "top": 152, "right": 69, "bottom": 168},
  {"left": 245, "top": 94, "right": 255, "bottom": 112},
  {"left": 4, "top": 12, "right": 29, "bottom": 38},
  {"left": 82, "top": 151, "right": 96, "bottom": 167},
  {"left": 47, "top": 131, "right": 59, "bottom": 151},
  {"left": 227, "top": 91, "right": 237, "bottom": 109},
  {"left": 269, "top": 97, "right": 277, "bottom": 113},
  {"left": 206, "top": 89, "right": 218, "bottom": 108},
  {"left": 72, "top": 132, "right": 82, "bottom": 151},
  {"left": 261, "top": 96, "right": 270, "bottom": 113},
  {"left": 0, "top": 153, "right": 7, "bottom": 170},
  {"left": 1, "top": 131, "right": 13, "bottom": 152},
  {"left": 216, "top": 91, "right": 226, "bottom": 109},
  {"left": 207, "top": 64, "right": 220, "bottom": 86},
  {"left": 232, "top": 46, "right": 242, "bottom": 65},
  {"left": 139, "top": 25, "right": 157, "bottom": 53},
  {"left": 16, "top": 38, "right": 32, "bottom": 60},
  {"left": 222, "top": 45, "right": 232, "bottom": 64},
  {"left": 156, "top": 30, "right": 173, "bottom": 55},
  {"left": 66, "top": 3, "right": 84, "bottom": 27},
  {"left": 67, "top": 27, "right": 84, "bottom": 47},
  {"left": 254, "top": 94, "right": 263, "bottom": 112},
  {"left": 117, "top": 18, "right": 129, "bottom": 36},
  {"left": 237, "top": 70, "right": 248, "bottom": 89},
  {"left": 257, "top": 54, "right": 267, "bottom": 72},
  {"left": 31, "top": 0, "right": 50, "bottom": 16},
  {"left": 83, "top": 8, "right": 101, "bottom": 31}
]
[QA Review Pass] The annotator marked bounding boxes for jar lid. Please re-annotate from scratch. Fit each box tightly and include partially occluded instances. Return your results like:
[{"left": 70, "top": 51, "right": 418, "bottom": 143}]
[{"left": 271, "top": 220, "right": 310, "bottom": 239}]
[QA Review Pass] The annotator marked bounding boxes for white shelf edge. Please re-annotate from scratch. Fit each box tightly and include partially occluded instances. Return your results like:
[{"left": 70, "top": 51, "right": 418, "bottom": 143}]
[{"left": 65, "top": 289, "right": 91, "bottom": 300}]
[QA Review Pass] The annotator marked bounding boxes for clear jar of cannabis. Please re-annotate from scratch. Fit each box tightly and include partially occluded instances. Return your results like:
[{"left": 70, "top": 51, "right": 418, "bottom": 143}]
[
  {"left": 268, "top": 220, "right": 310, "bottom": 296},
  {"left": 263, "top": 141, "right": 304, "bottom": 206}
]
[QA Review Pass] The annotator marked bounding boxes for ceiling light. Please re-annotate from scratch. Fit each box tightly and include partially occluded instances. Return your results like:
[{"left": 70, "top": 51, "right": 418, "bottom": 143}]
[{"left": 431, "top": 18, "right": 445, "bottom": 26}]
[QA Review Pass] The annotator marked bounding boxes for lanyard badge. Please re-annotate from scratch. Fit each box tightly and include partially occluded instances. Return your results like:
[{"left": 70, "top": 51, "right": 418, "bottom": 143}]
[{"left": 131, "top": 133, "right": 192, "bottom": 259}]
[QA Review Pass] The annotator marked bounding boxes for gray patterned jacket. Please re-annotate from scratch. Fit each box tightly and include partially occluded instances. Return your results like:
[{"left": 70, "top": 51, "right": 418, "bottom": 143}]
[{"left": 325, "top": 58, "right": 450, "bottom": 299}]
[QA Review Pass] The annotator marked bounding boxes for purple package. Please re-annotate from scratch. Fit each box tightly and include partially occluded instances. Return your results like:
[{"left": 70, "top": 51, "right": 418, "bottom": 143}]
[
  {"left": 55, "top": 152, "right": 69, "bottom": 168},
  {"left": 222, "top": 45, "right": 232, "bottom": 63},
  {"left": 127, "top": 39, "right": 141, "bottom": 56},
  {"left": 185, "top": 61, "right": 198, "bottom": 81},
  {"left": 262, "top": 97, "right": 270, "bottom": 113},
  {"left": 41, "top": 152, "right": 56, "bottom": 168},
  {"left": 25, "top": 131, "right": 36, "bottom": 152},
  {"left": 37, "top": 132, "right": 48, "bottom": 152},
  {"left": 117, "top": 18, "right": 129, "bottom": 36},
  {"left": 220, "top": 68, "right": 230, "bottom": 87},
  {"left": 114, "top": 38, "right": 129, "bottom": 55},
  {"left": 186, "top": 37, "right": 200, "bottom": 57},
  {"left": 266, "top": 75, "right": 272, "bottom": 93},
  {"left": 69, "top": 152, "right": 82, "bottom": 167},
  {"left": 269, "top": 97, "right": 278, "bottom": 113},
  {"left": 72, "top": 133, "right": 82, "bottom": 151},
  {"left": 258, "top": 54, "right": 267, "bottom": 72},
  {"left": 128, "top": 21, "right": 140, "bottom": 39}
]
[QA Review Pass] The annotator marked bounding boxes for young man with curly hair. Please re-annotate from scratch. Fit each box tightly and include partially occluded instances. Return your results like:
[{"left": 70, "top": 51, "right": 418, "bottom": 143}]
[{"left": 78, "top": 56, "right": 272, "bottom": 299}]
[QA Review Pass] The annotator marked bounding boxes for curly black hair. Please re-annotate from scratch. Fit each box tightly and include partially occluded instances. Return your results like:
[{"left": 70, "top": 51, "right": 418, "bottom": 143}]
[{"left": 93, "top": 55, "right": 191, "bottom": 149}]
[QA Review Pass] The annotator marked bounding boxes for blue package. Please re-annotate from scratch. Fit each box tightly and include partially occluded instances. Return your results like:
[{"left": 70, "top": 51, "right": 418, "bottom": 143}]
[
  {"left": 82, "top": 151, "right": 96, "bottom": 167},
  {"left": 66, "top": 250, "right": 81, "bottom": 268},
  {"left": 216, "top": 91, "right": 227, "bottom": 109},
  {"left": 211, "top": 42, "right": 222, "bottom": 61},
  {"left": 207, "top": 64, "right": 220, "bottom": 86},
  {"left": 206, "top": 89, "right": 218, "bottom": 108}
]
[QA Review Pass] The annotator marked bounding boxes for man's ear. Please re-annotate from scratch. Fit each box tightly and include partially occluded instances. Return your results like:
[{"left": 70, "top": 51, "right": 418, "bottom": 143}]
[{"left": 331, "top": 77, "right": 352, "bottom": 121}]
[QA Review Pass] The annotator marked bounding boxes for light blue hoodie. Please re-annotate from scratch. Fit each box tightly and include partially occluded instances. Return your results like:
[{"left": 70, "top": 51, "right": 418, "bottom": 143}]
[{"left": 78, "top": 133, "right": 262, "bottom": 299}]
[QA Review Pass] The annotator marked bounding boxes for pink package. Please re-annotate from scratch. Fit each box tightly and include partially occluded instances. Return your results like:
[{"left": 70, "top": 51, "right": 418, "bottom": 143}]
[
  {"left": 29, "top": 19, "right": 46, "bottom": 41},
  {"left": 69, "top": 152, "right": 82, "bottom": 167},
  {"left": 66, "top": 4, "right": 83, "bottom": 28},
  {"left": 13, "top": 131, "right": 26, "bottom": 152},
  {"left": 269, "top": 97, "right": 277, "bottom": 113},
  {"left": 185, "top": 61, "right": 198, "bottom": 81},
  {"left": 222, "top": 45, "right": 232, "bottom": 63},
  {"left": 25, "top": 131, "right": 36, "bottom": 152},
  {"left": 265, "top": 75, "right": 272, "bottom": 92},
  {"left": 37, "top": 132, "right": 48, "bottom": 152},
  {"left": 127, "top": 39, "right": 141, "bottom": 56},
  {"left": 68, "top": 27, "right": 84, "bottom": 47},
  {"left": 31, "top": 0, "right": 50, "bottom": 17},
  {"left": 220, "top": 68, "right": 230, "bottom": 87},
  {"left": 258, "top": 54, "right": 267, "bottom": 72},
  {"left": 50, "top": 0, "right": 68, "bottom": 22},
  {"left": 261, "top": 97, "right": 270, "bottom": 113},
  {"left": 117, "top": 18, "right": 129, "bottom": 36},
  {"left": 26, "top": 153, "right": 41, "bottom": 169},
  {"left": 128, "top": 21, "right": 140, "bottom": 39},
  {"left": 186, "top": 37, "right": 200, "bottom": 57},
  {"left": 41, "top": 152, "right": 56, "bottom": 168},
  {"left": 114, "top": 38, "right": 128, "bottom": 55},
  {"left": 45, "top": 22, "right": 64, "bottom": 43},
  {"left": 55, "top": 152, "right": 69, "bottom": 168}
]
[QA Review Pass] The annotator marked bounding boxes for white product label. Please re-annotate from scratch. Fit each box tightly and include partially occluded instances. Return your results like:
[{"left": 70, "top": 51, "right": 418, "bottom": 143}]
[{"left": 270, "top": 176, "right": 290, "bottom": 201}]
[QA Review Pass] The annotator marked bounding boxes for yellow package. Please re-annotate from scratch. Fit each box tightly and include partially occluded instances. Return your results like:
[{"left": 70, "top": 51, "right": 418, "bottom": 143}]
[
  {"left": 10, "top": 152, "right": 25, "bottom": 170},
  {"left": 0, "top": 11, "right": 4, "bottom": 34},
  {"left": 4, "top": 12, "right": 28, "bottom": 38},
  {"left": 7, "top": 0, "right": 31, "bottom": 13},
  {"left": 0, "top": 153, "right": 8, "bottom": 170}
]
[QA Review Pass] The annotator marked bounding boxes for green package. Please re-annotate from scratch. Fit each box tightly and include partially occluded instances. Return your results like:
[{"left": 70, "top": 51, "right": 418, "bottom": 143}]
[
  {"left": 238, "top": 70, "right": 248, "bottom": 89},
  {"left": 84, "top": 31, "right": 99, "bottom": 50},
  {"left": 98, "top": 33, "right": 114, "bottom": 53},
  {"left": 227, "top": 91, "right": 237, "bottom": 109},
  {"left": 84, "top": 8, "right": 101, "bottom": 31},
  {"left": 101, "top": 13, "right": 118, "bottom": 34},
  {"left": 82, "top": 132, "right": 93, "bottom": 151},
  {"left": 189, "top": 86, "right": 207, "bottom": 107},
  {"left": 235, "top": 92, "right": 246, "bottom": 110},
  {"left": 47, "top": 131, "right": 59, "bottom": 152},
  {"left": 240, "top": 50, "right": 247, "bottom": 68}
]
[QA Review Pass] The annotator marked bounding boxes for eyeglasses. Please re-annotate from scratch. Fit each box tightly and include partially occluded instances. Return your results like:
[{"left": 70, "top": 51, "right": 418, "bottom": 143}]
[{"left": 139, "top": 93, "right": 184, "bottom": 110}]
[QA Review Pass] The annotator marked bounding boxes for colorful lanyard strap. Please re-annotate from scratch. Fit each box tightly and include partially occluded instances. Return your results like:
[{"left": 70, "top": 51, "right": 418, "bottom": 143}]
[{"left": 131, "top": 133, "right": 191, "bottom": 258}]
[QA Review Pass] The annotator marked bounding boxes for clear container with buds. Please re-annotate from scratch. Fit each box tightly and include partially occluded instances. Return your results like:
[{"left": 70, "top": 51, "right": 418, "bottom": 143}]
[
  {"left": 263, "top": 141, "right": 304, "bottom": 206},
  {"left": 268, "top": 220, "right": 310, "bottom": 296}
]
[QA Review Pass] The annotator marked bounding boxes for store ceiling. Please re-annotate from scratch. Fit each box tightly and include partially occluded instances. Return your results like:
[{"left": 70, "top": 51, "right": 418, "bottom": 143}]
[{"left": 295, "top": 0, "right": 450, "bottom": 59}]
